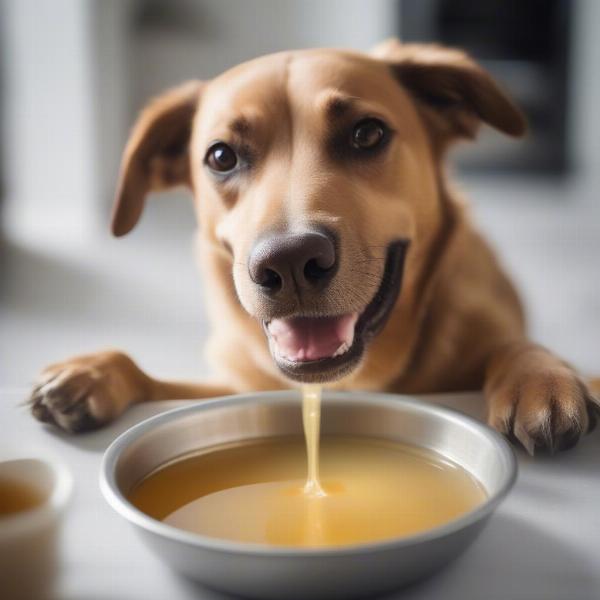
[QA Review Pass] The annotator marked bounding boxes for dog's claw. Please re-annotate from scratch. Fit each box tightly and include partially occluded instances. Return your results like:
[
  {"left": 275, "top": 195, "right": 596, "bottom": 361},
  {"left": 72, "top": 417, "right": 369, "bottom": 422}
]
[
  {"left": 28, "top": 371, "right": 103, "bottom": 433},
  {"left": 513, "top": 422, "right": 536, "bottom": 456},
  {"left": 487, "top": 367, "right": 594, "bottom": 455}
]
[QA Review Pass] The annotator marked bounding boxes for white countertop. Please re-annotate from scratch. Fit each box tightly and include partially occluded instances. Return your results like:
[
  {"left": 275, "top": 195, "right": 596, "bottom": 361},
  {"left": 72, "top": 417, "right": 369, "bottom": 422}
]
[{"left": 2, "top": 390, "right": 599, "bottom": 600}]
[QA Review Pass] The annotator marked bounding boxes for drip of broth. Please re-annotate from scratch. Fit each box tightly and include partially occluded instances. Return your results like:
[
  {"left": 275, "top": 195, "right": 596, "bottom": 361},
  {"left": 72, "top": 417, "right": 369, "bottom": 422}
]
[
  {"left": 129, "top": 436, "right": 486, "bottom": 547},
  {"left": 0, "top": 477, "right": 44, "bottom": 517},
  {"left": 302, "top": 384, "right": 325, "bottom": 497}
]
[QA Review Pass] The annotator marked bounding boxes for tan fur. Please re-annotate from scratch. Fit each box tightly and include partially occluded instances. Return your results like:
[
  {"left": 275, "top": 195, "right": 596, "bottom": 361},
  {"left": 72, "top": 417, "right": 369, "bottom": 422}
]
[{"left": 30, "top": 41, "right": 598, "bottom": 452}]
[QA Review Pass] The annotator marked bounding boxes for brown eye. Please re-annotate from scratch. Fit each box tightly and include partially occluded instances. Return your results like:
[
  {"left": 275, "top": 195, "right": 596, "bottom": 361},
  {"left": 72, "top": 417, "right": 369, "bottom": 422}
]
[
  {"left": 206, "top": 142, "right": 238, "bottom": 172},
  {"left": 351, "top": 118, "right": 387, "bottom": 150}
]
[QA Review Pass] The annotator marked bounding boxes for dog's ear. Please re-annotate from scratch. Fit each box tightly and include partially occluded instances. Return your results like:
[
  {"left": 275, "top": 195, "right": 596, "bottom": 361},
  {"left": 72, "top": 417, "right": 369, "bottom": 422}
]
[
  {"left": 371, "top": 39, "right": 526, "bottom": 151},
  {"left": 111, "top": 80, "right": 203, "bottom": 236}
]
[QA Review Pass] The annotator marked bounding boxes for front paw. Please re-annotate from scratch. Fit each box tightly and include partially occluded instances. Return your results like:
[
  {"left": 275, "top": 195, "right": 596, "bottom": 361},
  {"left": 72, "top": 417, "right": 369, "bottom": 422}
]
[
  {"left": 486, "top": 364, "right": 598, "bottom": 455},
  {"left": 28, "top": 351, "right": 147, "bottom": 433}
]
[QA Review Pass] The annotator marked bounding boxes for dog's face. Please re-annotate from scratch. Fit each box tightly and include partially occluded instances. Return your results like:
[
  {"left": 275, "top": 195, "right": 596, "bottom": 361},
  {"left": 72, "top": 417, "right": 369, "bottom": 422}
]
[
  {"left": 112, "top": 41, "right": 525, "bottom": 383},
  {"left": 194, "top": 50, "right": 431, "bottom": 382}
]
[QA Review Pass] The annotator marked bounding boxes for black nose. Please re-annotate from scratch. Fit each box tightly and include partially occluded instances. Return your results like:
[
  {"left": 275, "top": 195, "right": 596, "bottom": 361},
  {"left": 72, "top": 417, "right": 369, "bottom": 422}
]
[{"left": 248, "top": 230, "right": 337, "bottom": 294}]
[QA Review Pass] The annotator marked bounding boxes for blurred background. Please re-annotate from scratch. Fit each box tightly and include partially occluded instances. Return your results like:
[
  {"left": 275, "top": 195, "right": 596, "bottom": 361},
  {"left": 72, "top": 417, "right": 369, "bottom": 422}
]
[{"left": 0, "top": 0, "right": 598, "bottom": 388}]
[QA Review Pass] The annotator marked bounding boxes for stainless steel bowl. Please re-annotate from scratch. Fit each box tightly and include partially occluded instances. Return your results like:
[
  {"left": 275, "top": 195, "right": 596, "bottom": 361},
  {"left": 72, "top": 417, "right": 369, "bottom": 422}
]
[{"left": 100, "top": 391, "right": 516, "bottom": 599}]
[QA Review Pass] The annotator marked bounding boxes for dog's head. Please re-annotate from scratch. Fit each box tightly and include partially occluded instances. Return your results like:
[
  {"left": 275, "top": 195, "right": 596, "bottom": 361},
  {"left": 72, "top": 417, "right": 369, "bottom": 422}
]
[{"left": 112, "top": 40, "right": 525, "bottom": 383}]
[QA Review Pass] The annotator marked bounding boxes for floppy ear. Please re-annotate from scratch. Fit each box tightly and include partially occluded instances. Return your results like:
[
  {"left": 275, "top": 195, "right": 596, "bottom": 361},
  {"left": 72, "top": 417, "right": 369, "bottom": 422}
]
[
  {"left": 111, "top": 80, "right": 203, "bottom": 236},
  {"left": 371, "top": 39, "right": 526, "bottom": 151}
]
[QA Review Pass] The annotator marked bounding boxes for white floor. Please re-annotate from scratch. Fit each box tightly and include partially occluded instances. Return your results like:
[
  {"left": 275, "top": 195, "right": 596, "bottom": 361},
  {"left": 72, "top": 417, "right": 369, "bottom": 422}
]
[{"left": 1, "top": 174, "right": 599, "bottom": 391}]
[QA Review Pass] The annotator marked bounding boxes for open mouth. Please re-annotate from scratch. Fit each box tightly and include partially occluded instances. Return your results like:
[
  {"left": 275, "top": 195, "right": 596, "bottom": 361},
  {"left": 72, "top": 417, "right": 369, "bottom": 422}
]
[{"left": 264, "top": 240, "right": 409, "bottom": 383}]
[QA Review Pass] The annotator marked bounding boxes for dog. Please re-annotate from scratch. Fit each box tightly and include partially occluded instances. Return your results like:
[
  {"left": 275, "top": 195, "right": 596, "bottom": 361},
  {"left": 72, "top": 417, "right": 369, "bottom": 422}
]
[{"left": 29, "top": 39, "right": 599, "bottom": 454}]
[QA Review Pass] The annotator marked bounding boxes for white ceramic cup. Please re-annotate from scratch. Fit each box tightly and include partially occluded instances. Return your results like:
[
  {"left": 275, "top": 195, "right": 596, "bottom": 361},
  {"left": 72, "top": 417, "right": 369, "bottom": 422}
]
[{"left": 0, "top": 457, "right": 73, "bottom": 600}]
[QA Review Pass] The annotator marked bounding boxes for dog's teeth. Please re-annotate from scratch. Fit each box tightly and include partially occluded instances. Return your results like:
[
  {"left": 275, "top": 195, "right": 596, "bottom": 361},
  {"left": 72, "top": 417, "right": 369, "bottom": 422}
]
[{"left": 333, "top": 342, "right": 349, "bottom": 357}]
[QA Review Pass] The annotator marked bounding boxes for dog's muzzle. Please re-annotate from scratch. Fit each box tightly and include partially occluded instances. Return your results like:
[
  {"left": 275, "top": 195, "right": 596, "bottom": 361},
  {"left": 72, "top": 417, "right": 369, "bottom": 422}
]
[{"left": 257, "top": 239, "right": 409, "bottom": 383}]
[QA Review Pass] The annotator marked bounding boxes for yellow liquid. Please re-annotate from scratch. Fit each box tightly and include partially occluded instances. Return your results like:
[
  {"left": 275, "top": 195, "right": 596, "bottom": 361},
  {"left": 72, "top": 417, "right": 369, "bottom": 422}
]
[
  {"left": 0, "top": 478, "right": 43, "bottom": 517},
  {"left": 302, "top": 384, "right": 325, "bottom": 497},
  {"left": 128, "top": 435, "right": 486, "bottom": 547}
]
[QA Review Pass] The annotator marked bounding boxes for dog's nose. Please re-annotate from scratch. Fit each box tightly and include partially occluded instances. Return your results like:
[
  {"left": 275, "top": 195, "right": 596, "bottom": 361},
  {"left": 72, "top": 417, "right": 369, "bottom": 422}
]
[{"left": 248, "top": 230, "right": 337, "bottom": 294}]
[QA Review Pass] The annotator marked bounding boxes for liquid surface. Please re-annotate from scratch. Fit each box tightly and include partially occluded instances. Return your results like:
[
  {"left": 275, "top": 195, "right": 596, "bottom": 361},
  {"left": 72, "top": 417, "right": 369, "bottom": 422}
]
[
  {"left": 0, "top": 477, "right": 44, "bottom": 517},
  {"left": 129, "top": 436, "right": 486, "bottom": 547}
]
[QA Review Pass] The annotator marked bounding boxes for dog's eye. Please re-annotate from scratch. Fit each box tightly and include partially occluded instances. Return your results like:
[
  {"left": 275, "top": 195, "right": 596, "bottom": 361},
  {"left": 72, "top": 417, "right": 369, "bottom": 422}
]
[
  {"left": 351, "top": 118, "right": 387, "bottom": 150},
  {"left": 206, "top": 142, "right": 238, "bottom": 173}
]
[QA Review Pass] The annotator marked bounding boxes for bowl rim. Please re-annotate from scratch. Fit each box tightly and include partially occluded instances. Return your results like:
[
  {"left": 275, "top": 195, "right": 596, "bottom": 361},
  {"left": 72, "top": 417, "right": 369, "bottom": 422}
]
[{"left": 99, "top": 390, "right": 517, "bottom": 557}]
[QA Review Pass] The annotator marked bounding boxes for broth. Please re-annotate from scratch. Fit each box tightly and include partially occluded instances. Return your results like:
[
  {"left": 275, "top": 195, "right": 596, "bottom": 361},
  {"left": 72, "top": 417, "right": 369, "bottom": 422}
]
[
  {"left": 0, "top": 477, "right": 44, "bottom": 517},
  {"left": 128, "top": 435, "right": 486, "bottom": 547}
]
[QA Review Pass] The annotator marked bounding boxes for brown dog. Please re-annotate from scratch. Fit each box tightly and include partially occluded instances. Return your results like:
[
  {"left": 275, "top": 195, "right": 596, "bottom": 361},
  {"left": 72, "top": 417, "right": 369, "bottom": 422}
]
[{"left": 29, "top": 40, "right": 598, "bottom": 453}]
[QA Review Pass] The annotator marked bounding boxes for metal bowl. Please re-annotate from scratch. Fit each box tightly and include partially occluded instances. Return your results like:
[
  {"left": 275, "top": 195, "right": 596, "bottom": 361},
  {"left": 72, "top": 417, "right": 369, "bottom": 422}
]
[{"left": 100, "top": 391, "right": 516, "bottom": 599}]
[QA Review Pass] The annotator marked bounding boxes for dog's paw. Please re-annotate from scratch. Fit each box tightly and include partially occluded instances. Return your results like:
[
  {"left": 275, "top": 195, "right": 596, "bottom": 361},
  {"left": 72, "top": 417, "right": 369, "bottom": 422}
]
[
  {"left": 28, "top": 351, "right": 146, "bottom": 433},
  {"left": 486, "top": 362, "right": 598, "bottom": 455}
]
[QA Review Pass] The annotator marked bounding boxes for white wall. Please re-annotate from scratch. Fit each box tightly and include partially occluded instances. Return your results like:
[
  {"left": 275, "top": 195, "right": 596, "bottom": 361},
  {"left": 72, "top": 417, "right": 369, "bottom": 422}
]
[
  {"left": 1, "top": 0, "right": 98, "bottom": 242},
  {"left": 130, "top": 0, "right": 399, "bottom": 120},
  {"left": 570, "top": 0, "right": 600, "bottom": 202},
  {"left": 91, "top": 0, "right": 134, "bottom": 218}
]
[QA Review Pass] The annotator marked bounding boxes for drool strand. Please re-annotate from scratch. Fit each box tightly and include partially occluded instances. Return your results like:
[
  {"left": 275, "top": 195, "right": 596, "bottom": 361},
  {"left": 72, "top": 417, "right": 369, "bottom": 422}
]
[{"left": 302, "top": 384, "right": 326, "bottom": 497}]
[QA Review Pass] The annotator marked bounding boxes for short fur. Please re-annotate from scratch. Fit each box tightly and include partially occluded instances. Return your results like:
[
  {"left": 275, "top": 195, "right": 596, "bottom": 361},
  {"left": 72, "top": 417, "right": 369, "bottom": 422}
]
[{"left": 30, "top": 41, "right": 598, "bottom": 454}]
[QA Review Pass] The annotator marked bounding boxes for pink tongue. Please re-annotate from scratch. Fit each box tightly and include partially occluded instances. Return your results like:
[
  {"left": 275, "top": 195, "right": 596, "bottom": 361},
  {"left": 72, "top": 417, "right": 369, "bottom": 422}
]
[{"left": 268, "top": 314, "right": 358, "bottom": 362}]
